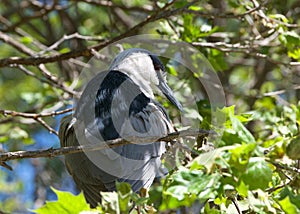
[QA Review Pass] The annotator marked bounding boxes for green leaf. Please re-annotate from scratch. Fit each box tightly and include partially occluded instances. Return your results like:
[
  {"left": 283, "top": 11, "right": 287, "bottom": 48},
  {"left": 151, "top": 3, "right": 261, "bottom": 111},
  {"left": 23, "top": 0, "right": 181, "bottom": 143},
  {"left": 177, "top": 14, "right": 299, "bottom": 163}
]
[
  {"left": 283, "top": 31, "right": 300, "bottom": 44},
  {"left": 286, "top": 136, "right": 300, "bottom": 159},
  {"left": 216, "top": 106, "right": 255, "bottom": 146},
  {"left": 241, "top": 157, "right": 272, "bottom": 190},
  {"left": 59, "top": 47, "right": 71, "bottom": 54},
  {"left": 0, "top": 135, "right": 9, "bottom": 143},
  {"left": 34, "top": 188, "right": 90, "bottom": 214},
  {"left": 160, "top": 168, "right": 220, "bottom": 210},
  {"left": 280, "top": 31, "right": 300, "bottom": 49},
  {"left": 229, "top": 143, "right": 256, "bottom": 171},
  {"left": 253, "top": 97, "right": 276, "bottom": 110},
  {"left": 116, "top": 182, "right": 132, "bottom": 212},
  {"left": 188, "top": 5, "right": 202, "bottom": 11},
  {"left": 288, "top": 48, "right": 300, "bottom": 60},
  {"left": 208, "top": 49, "right": 229, "bottom": 72},
  {"left": 148, "top": 185, "right": 163, "bottom": 208},
  {"left": 189, "top": 145, "right": 237, "bottom": 172},
  {"left": 229, "top": 111, "right": 255, "bottom": 144},
  {"left": 269, "top": 14, "right": 289, "bottom": 23},
  {"left": 20, "top": 36, "right": 33, "bottom": 44},
  {"left": 278, "top": 187, "right": 300, "bottom": 210},
  {"left": 278, "top": 196, "right": 300, "bottom": 214},
  {"left": 216, "top": 106, "right": 235, "bottom": 128},
  {"left": 166, "top": 64, "right": 178, "bottom": 76},
  {"left": 181, "top": 14, "right": 203, "bottom": 42},
  {"left": 236, "top": 180, "right": 248, "bottom": 197}
]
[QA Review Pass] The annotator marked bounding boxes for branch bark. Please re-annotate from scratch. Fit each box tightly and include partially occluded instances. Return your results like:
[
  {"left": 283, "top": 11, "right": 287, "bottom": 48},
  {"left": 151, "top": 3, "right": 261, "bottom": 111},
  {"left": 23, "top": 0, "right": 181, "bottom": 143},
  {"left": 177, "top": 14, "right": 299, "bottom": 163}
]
[
  {"left": 0, "top": 108, "right": 73, "bottom": 119},
  {"left": 0, "top": 129, "right": 215, "bottom": 168}
]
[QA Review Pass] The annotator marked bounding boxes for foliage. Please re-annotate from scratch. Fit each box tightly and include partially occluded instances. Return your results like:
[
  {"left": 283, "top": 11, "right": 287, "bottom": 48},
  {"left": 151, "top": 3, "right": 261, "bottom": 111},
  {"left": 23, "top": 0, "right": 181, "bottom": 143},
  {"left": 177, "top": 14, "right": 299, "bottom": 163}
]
[
  {"left": 32, "top": 105, "right": 300, "bottom": 213},
  {"left": 0, "top": 0, "right": 300, "bottom": 213},
  {"left": 33, "top": 188, "right": 90, "bottom": 214}
]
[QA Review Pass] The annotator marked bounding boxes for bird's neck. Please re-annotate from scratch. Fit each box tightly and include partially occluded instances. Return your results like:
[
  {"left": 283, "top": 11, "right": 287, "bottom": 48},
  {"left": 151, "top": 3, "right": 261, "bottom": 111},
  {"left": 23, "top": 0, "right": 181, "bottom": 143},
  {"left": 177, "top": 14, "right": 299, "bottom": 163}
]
[
  {"left": 113, "top": 54, "right": 159, "bottom": 99},
  {"left": 119, "top": 67, "right": 155, "bottom": 99}
]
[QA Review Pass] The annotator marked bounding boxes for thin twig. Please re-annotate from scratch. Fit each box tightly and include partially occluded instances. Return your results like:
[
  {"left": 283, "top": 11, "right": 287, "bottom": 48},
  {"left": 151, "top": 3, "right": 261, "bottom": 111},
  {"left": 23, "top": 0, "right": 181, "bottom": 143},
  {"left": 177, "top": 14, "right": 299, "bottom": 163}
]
[
  {"left": 0, "top": 14, "right": 90, "bottom": 69},
  {"left": 231, "top": 198, "right": 242, "bottom": 214},
  {"left": 266, "top": 181, "right": 292, "bottom": 193},
  {"left": 262, "top": 85, "right": 300, "bottom": 97},
  {"left": 79, "top": 0, "right": 153, "bottom": 12},
  {"left": 269, "top": 160, "right": 300, "bottom": 174},
  {"left": 37, "top": 33, "right": 105, "bottom": 55},
  {"left": 0, "top": 29, "right": 78, "bottom": 96},
  {"left": 34, "top": 117, "right": 58, "bottom": 136},
  {"left": 0, "top": 108, "right": 73, "bottom": 119},
  {"left": 192, "top": 42, "right": 300, "bottom": 67},
  {"left": 183, "top": 0, "right": 265, "bottom": 19},
  {"left": 0, "top": 31, "right": 36, "bottom": 55},
  {"left": 37, "top": 64, "right": 78, "bottom": 96},
  {"left": 17, "top": 65, "right": 52, "bottom": 85},
  {"left": 0, "top": 108, "right": 73, "bottom": 136},
  {"left": 2, "top": 1, "right": 71, "bottom": 32},
  {"left": 248, "top": 0, "right": 300, "bottom": 28}
]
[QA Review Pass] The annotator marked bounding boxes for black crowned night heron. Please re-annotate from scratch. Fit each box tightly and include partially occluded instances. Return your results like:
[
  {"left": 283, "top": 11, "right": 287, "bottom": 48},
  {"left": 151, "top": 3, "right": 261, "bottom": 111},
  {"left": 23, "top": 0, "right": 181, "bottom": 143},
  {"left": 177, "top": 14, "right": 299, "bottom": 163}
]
[{"left": 59, "top": 48, "right": 183, "bottom": 208}]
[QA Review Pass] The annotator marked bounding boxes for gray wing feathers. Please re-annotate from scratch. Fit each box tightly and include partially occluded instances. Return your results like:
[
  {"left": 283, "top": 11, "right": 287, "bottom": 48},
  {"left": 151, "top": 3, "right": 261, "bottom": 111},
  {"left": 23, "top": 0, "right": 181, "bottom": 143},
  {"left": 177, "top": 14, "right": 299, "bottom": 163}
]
[
  {"left": 59, "top": 115, "right": 107, "bottom": 208},
  {"left": 122, "top": 103, "right": 173, "bottom": 139},
  {"left": 59, "top": 102, "right": 174, "bottom": 206}
]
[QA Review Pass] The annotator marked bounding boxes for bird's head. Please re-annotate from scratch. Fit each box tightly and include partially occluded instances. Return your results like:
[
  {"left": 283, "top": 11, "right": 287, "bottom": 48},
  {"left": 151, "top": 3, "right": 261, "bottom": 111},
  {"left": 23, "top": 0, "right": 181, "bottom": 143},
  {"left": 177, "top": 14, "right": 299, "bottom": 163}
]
[{"left": 109, "top": 48, "right": 183, "bottom": 111}]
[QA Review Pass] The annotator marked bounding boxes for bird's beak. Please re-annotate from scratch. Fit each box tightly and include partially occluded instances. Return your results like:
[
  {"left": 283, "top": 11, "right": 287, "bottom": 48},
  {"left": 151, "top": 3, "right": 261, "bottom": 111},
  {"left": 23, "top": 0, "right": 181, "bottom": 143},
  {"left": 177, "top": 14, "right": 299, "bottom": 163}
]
[{"left": 158, "top": 80, "right": 183, "bottom": 112}]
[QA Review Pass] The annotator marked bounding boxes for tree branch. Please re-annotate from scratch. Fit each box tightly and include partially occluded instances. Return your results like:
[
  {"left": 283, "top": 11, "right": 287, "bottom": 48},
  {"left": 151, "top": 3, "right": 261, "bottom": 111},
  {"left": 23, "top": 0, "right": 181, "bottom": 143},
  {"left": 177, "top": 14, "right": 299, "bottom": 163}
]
[
  {"left": 0, "top": 108, "right": 73, "bottom": 119},
  {"left": 79, "top": 0, "right": 153, "bottom": 13},
  {"left": 37, "top": 33, "right": 105, "bottom": 55},
  {"left": 183, "top": 0, "right": 266, "bottom": 19},
  {"left": 0, "top": 0, "right": 197, "bottom": 67},
  {"left": 0, "top": 29, "right": 78, "bottom": 96},
  {"left": 192, "top": 42, "right": 300, "bottom": 67},
  {"left": 0, "top": 108, "right": 73, "bottom": 135},
  {"left": 0, "top": 129, "right": 214, "bottom": 166},
  {"left": 2, "top": 1, "right": 71, "bottom": 32},
  {"left": 269, "top": 160, "right": 300, "bottom": 174}
]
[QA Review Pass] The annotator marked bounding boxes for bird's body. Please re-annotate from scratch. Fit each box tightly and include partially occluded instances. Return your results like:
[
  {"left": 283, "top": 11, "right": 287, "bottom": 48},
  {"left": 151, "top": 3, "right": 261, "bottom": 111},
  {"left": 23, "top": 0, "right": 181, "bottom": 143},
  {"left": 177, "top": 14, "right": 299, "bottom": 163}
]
[{"left": 59, "top": 48, "right": 182, "bottom": 207}]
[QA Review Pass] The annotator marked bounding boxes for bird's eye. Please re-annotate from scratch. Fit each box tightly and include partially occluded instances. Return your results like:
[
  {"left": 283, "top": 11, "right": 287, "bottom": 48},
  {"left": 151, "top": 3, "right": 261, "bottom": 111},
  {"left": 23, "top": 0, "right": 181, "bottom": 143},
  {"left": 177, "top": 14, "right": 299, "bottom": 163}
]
[
  {"left": 149, "top": 54, "right": 165, "bottom": 71},
  {"left": 154, "top": 63, "right": 162, "bottom": 71}
]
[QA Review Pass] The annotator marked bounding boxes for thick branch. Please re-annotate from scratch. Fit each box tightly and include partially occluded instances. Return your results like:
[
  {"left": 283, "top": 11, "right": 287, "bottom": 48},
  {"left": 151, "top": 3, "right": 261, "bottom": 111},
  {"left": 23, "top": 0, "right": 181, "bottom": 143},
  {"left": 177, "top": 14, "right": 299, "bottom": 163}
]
[{"left": 0, "top": 129, "right": 214, "bottom": 164}]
